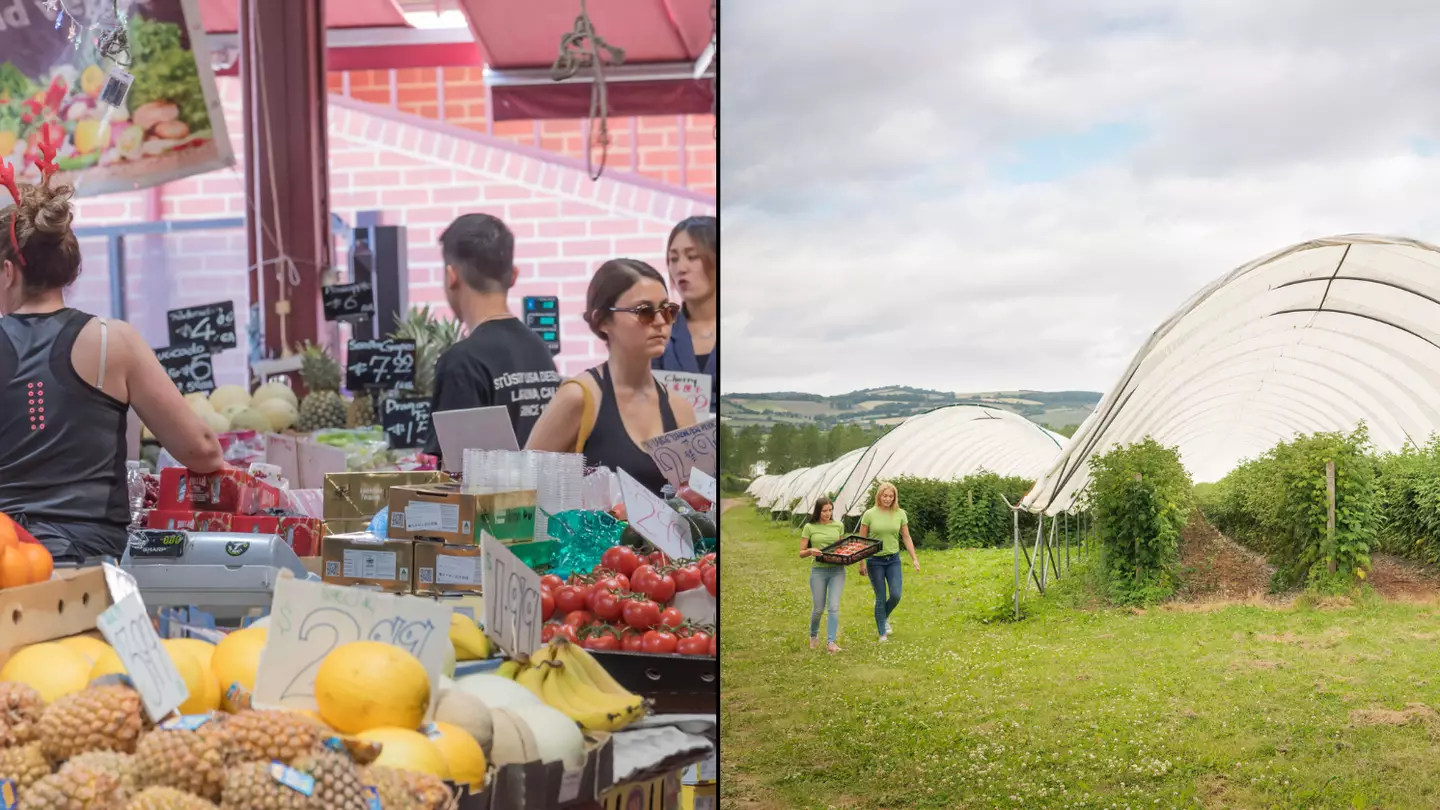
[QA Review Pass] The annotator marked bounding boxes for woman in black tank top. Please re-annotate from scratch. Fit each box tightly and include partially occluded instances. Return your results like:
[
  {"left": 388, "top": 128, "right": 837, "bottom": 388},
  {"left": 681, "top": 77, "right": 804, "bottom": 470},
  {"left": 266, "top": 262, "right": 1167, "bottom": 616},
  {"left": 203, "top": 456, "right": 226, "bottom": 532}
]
[
  {"left": 0, "top": 146, "right": 224, "bottom": 562},
  {"left": 527, "top": 259, "right": 698, "bottom": 496}
]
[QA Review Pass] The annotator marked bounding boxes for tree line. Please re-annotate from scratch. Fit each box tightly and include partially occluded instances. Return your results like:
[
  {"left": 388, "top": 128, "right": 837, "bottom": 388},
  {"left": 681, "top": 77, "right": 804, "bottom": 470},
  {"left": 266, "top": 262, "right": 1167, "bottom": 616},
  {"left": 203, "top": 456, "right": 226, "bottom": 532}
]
[{"left": 719, "top": 422, "right": 893, "bottom": 480}]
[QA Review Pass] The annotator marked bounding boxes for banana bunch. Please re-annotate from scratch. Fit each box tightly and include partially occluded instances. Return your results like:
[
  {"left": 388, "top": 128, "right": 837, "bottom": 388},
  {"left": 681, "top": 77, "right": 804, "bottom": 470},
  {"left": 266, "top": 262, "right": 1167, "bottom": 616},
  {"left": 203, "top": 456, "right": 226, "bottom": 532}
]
[
  {"left": 450, "top": 612, "right": 492, "bottom": 660},
  {"left": 502, "top": 642, "right": 647, "bottom": 733}
]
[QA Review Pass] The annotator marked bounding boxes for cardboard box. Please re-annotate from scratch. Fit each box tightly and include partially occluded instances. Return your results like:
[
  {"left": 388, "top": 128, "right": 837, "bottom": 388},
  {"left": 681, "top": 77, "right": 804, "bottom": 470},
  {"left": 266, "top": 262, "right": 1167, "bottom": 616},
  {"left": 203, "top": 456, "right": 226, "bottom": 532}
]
[
  {"left": 323, "top": 471, "right": 451, "bottom": 520},
  {"left": 227, "top": 516, "right": 324, "bottom": 557},
  {"left": 412, "top": 541, "right": 483, "bottom": 595},
  {"left": 681, "top": 783, "right": 716, "bottom": 810},
  {"left": 0, "top": 567, "right": 114, "bottom": 667},
  {"left": 194, "top": 512, "right": 234, "bottom": 533},
  {"left": 320, "top": 534, "right": 414, "bottom": 593},
  {"left": 387, "top": 484, "right": 537, "bottom": 545},
  {"left": 145, "top": 510, "right": 197, "bottom": 531},
  {"left": 601, "top": 771, "right": 682, "bottom": 810},
  {"left": 157, "top": 468, "right": 282, "bottom": 515},
  {"left": 323, "top": 518, "right": 373, "bottom": 537},
  {"left": 681, "top": 753, "right": 716, "bottom": 786}
]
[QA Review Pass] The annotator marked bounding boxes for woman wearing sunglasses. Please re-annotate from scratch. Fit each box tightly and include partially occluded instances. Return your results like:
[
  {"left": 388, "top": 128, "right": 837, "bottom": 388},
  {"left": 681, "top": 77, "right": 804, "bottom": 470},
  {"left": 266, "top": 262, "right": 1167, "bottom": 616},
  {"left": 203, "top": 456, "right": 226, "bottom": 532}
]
[
  {"left": 526, "top": 259, "right": 698, "bottom": 496},
  {"left": 654, "top": 216, "right": 717, "bottom": 415}
]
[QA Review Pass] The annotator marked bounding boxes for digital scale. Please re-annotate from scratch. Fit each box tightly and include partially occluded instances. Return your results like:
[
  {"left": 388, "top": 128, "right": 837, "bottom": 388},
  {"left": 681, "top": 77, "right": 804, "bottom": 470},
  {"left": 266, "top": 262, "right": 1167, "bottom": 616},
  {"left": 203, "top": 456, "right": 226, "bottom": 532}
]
[
  {"left": 120, "top": 531, "right": 318, "bottom": 623},
  {"left": 523, "top": 296, "right": 561, "bottom": 355}
]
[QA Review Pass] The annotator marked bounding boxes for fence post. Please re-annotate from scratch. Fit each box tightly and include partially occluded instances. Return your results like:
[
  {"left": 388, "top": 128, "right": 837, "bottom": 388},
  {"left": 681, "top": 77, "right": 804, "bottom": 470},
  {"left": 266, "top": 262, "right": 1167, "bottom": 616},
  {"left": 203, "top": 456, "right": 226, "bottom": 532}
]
[
  {"left": 1013, "top": 507, "right": 1020, "bottom": 620},
  {"left": 1326, "top": 459, "right": 1337, "bottom": 575},
  {"left": 1134, "top": 473, "right": 1143, "bottom": 578}
]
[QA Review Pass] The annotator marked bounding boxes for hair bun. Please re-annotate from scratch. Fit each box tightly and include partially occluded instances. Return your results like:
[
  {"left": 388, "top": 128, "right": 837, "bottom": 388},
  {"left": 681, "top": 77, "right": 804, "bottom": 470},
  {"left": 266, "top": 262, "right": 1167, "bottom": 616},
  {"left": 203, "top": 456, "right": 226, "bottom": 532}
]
[{"left": 28, "top": 184, "right": 74, "bottom": 237}]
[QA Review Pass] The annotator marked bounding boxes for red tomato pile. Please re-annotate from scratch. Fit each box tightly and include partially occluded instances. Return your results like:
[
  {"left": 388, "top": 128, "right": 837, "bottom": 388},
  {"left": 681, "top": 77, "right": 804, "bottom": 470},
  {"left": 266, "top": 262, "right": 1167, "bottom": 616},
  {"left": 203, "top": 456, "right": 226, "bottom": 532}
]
[
  {"left": 829, "top": 541, "right": 870, "bottom": 556},
  {"left": 538, "top": 548, "right": 717, "bottom": 657}
]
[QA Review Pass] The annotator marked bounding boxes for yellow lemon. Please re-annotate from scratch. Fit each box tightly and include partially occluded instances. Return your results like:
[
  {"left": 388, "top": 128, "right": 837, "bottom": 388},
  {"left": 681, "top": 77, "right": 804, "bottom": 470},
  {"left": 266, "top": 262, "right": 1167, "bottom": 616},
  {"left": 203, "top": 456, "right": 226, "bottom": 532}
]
[{"left": 2, "top": 643, "right": 92, "bottom": 703}]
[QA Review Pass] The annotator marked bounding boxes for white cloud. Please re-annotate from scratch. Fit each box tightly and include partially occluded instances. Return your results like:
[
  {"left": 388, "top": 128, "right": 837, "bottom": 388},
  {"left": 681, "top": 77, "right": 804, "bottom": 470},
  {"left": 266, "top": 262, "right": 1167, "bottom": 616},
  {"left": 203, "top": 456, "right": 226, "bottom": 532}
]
[{"left": 720, "top": 0, "right": 1440, "bottom": 395}]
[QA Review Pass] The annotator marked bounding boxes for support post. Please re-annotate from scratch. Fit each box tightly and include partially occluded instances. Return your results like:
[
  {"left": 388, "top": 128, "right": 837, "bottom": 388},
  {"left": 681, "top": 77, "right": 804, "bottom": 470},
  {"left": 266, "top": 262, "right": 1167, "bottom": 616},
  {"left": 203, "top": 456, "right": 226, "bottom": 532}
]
[
  {"left": 107, "top": 235, "right": 126, "bottom": 321},
  {"left": 1065, "top": 511, "right": 1070, "bottom": 572},
  {"left": 241, "top": 0, "right": 330, "bottom": 368},
  {"left": 1013, "top": 507, "right": 1020, "bottom": 620},
  {"left": 1134, "top": 473, "right": 1143, "bottom": 578},
  {"left": 1047, "top": 517, "right": 1060, "bottom": 581},
  {"left": 1326, "top": 459, "right": 1337, "bottom": 575}
]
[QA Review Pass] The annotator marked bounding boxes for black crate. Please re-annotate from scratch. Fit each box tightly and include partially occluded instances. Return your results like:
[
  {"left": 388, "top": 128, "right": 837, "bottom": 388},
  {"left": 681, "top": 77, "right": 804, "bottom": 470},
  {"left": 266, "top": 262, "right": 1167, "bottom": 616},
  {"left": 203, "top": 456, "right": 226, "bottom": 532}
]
[
  {"left": 817, "top": 534, "right": 880, "bottom": 566},
  {"left": 591, "top": 650, "right": 718, "bottom": 715}
]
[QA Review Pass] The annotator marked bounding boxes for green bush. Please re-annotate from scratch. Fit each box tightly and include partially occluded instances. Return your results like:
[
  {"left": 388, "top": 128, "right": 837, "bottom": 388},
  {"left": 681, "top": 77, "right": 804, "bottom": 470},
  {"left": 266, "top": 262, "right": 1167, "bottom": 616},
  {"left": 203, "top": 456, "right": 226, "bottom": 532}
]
[
  {"left": 945, "top": 471, "right": 1038, "bottom": 548},
  {"left": 1206, "top": 426, "right": 1377, "bottom": 591},
  {"left": 1373, "top": 437, "right": 1440, "bottom": 565},
  {"left": 720, "top": 474, "right": 751, "bottom": 495},
  {"left": 1087, "top": 437, "right": 1193, "bottom": 605}
]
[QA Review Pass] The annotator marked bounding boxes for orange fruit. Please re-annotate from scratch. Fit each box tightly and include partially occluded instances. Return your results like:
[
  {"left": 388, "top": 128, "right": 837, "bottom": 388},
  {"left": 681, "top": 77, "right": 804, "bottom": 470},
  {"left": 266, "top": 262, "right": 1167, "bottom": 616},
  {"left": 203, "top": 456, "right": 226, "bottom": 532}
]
[
  {"left": 0, "top": 513, "right": 17, "bottom": 551},
  {"left": 0, "top": 546, "right": 31, "bottom": 589},
  {"left": 20, "top": 543, "right": 51, "bottom": 584}
]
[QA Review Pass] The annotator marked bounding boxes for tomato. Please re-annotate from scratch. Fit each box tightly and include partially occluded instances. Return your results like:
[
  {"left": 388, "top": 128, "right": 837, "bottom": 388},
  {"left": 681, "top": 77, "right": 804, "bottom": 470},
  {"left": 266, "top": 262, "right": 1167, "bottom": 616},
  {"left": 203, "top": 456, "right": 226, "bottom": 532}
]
[
  {"left": 563, "top": 610, "right": 595, "bottom": 629},
  {"left": 701, "top": 553, "right": 716, "bottom": 567},
  {"left": 658, "top": 607, "right": 685, "bottom": 630},
  {"left": 643, "top": 573, "right": 677, "bottom": 604},
  {"left": 647, "top": 551, "right": 670, "bottom": 568},
  {"left": 672, "top": 565, "right": 702, "bottom": 593},
  {"left": 601, "top": 545, "right": 641, "bottom": 576},
  {"left": 631, "top": 564, "right": 658, "bottom": 588},
  {"left": 555, "top": 585, "right": 588, "bottom": 615},
  {"left": 592, "top": 590, "right": 624, "bottom": 622},
  {"left": 702, "top": 565, "right": 716, "bottom": 597},
  {"left": 641, "top": 629, "right": 679, "bottom": 654},
  {"left": 540, "top": 574, "right": 565, "bottom": 591},
  {"left": 709, "top": 634, "right": 716, "bottom": 657},
  {"left": 677, "top": 635, "right": 710, "bottom": 656},
  {"left": 541, "top": 589, "right": 556, "bottom": 621},
  {"left": 621, "top": 628, "right": 645, "bottom": 652},
  {"left": 613, "top": 572, "right": 630, "bottom": 591},
  {"left": 582, "top": 626, "right": 621, "bottom": 651},
  {"left": 542, "top": 622, "right": 578, "bottom": 644},
  {"left": 593, "top": 575, "right": 624, "bottom": 594},
  {"left": 622, "top": 598, "right": 661, "bottom": 631}
]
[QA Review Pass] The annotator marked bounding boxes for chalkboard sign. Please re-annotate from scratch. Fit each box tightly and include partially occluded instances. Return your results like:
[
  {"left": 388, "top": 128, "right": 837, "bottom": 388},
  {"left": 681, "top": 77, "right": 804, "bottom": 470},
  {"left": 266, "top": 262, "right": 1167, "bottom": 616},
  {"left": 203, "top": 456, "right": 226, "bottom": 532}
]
[
  {"left": 155, "top": 343, "right": 215, "bottom": 394},
  {"left": 167, "top": 302, "right": 237, "bottom": 351},
  {"left": 382, "top": 397, "right": 433, "bottom": 450},
  {"left": 321, "top": 281, "right": 376, "bottom": 322},
  {"left": 345, "top": 339, "right": 416, "bottom": 391},
  {"left": 127, "top": 529, "right": 186, "bottom": 560}
]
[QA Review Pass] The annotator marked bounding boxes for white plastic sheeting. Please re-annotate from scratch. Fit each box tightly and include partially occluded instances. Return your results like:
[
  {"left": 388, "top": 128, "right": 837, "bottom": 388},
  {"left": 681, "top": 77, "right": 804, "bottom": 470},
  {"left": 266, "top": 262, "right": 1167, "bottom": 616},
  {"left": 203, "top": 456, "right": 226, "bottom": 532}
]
[
  {"left": 761, "top": 447, "right": 868, "bottom": 517},
  {"left": 745, "top": 474, "right": 778, "bottom": 502},
  {"left": 1022, "top": 234, "right": 1440, "bottom": 516},
  {"left": 830, "top": 406, "right": 1067, "bottom": 516}
]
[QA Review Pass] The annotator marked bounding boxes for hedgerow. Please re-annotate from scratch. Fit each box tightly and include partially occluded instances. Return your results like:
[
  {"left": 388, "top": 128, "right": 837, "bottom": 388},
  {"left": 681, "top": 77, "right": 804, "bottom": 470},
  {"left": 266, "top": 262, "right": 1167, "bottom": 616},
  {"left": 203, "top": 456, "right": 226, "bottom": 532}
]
[
  {"left": 854, "top": 473, "right": 1038, "bottom": 549},
  {"left": 1087, "top": 437, "right": 1193, "bottom": 605}
]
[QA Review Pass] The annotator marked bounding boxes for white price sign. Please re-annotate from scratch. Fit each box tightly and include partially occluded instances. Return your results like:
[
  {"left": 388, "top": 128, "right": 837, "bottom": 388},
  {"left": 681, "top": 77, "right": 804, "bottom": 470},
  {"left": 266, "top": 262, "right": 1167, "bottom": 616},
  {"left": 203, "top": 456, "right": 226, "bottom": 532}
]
[
  {"left": 95, "top": 593, "right": 189, "bottom": 721},
  {"left": 481, "top": 531, "right": 543, "bottom": 659},
  {"left": 653, "top": 370, "right": 712, "bottom": 413},
  {"left": 252, "top": 577, "right": 453, "bottom": 716},
  {"left": 641, "top": 420, "right": 717, "bottom": 492},
  {"left": 690, "top": 468, "right": 718, "bottom": 504},
  {"left": 619, "top": 468, "right": 695, "bottom": 560}
]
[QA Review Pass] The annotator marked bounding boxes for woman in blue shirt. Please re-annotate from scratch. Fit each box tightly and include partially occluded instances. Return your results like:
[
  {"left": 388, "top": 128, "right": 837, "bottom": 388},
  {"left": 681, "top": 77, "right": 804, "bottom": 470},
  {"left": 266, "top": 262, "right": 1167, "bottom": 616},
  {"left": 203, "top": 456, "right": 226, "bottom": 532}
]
[{"left": 654, "top": 216, "right": 717, "bottom": 415}]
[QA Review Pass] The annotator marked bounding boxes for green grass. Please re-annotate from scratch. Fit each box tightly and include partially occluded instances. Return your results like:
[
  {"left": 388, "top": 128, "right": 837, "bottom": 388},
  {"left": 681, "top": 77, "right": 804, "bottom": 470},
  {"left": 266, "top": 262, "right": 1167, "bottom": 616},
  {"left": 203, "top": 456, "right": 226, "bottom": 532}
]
[{"left": 720, "top": 504, "right": 1440, "bottom": 809}]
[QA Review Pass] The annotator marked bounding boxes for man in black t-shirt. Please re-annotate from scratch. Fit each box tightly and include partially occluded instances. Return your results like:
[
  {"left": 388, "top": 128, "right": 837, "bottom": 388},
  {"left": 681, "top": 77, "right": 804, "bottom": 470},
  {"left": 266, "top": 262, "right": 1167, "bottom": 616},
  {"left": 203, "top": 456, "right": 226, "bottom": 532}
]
[{"left": 422, "top": 214, "right": 560, "bottom": 461}]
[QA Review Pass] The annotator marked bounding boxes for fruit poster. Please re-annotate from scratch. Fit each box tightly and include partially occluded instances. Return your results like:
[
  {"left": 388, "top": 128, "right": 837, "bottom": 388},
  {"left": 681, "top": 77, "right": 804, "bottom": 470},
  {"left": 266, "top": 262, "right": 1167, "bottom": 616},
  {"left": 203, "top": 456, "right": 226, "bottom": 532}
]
[{"left": 0, "top": 0, "right": 233, "bottom": 197}]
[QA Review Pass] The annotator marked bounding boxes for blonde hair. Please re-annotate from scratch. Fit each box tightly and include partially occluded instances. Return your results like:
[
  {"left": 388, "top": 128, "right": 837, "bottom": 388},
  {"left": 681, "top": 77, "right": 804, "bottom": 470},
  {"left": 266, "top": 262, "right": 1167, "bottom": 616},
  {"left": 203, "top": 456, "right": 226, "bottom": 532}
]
[{"left": 874, "top": 481, "right": 899, "bottom": 510}]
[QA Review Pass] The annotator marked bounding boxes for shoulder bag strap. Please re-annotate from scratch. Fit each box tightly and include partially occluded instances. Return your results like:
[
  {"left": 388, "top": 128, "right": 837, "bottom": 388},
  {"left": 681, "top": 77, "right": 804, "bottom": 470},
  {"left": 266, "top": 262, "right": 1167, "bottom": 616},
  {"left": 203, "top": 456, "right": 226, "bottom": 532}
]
[{"left": 562, "top": 378, "right": 597, "bottom": 454}]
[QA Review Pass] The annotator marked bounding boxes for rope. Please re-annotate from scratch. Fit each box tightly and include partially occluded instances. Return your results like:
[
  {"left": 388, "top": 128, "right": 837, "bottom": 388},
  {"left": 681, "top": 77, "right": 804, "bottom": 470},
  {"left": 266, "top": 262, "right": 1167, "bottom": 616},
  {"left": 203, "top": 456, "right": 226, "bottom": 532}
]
[{"left": 551, "top": 0, "right": 625, "bottom": 181}]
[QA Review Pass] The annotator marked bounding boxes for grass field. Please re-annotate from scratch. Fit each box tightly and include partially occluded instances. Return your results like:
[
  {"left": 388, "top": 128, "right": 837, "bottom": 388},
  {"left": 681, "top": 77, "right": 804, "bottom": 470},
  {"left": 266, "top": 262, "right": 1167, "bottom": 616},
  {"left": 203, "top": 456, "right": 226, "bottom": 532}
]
[{"left": 720, "top": 504, "right": 1440, "bottom": 809}]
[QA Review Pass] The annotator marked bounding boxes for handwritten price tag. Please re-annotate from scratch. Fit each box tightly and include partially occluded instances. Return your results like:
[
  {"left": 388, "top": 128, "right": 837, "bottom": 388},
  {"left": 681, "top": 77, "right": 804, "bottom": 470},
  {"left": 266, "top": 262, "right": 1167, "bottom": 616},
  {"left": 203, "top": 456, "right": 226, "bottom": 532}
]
[
  {"left": 383, "top": 398, "right": 433, "bottom": 450},
  {"left": 155, "top": 343, "right": 215, "bottom": 395},
  {"left": 166, "top": 302, "right": 237, "bottom": 352},
  {"left": 252, "top": 577, "right": 453, "bottom": 715},
  {"left": 95, "top": 593, "right": 190, "bottom": 721},
  {"left": 346, "top": 339, "right": 416, "bottom": 391},
  {"left": 653, "top": 370, "right": 712, "bottom": 413},
  {"left": 481, "top": 531, "right": 543, "bottom": 659},
  {"left": 690, "top": 469, "right": 718, "bottom": 504},
  {"left": 641, "top": 420, "right": 717, "bottom": 492},
  {"left": 321, "top": 281, "right": 376, "bottom": 322},
  {"left": 619, "top": 468, "right": 695, "bottom": 560}
]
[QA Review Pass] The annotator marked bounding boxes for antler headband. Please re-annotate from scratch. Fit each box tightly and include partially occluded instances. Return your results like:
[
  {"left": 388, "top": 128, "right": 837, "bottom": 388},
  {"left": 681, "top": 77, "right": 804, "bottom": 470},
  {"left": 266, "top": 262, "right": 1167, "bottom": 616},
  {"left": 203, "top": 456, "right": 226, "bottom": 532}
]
[{"left": 1, "top": 123, "right": 64, "bottom": 268}]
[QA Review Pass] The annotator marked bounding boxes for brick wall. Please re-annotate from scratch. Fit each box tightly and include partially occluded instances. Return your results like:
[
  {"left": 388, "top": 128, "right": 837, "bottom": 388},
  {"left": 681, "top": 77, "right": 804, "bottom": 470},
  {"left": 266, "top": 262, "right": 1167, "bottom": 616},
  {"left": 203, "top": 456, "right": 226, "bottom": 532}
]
[{"left": 68, "top": 77, "right": 715, "bottom": 386}]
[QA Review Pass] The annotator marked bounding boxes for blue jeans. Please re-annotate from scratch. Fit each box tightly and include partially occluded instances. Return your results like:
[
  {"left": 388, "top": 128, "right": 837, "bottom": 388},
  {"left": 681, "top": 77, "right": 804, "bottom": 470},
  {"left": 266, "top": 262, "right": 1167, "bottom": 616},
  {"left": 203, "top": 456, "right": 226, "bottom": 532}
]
[
  {"left": 866, "top": 554, "right": 902, "bottom": 635},
  {"left": 808, "top": 566, "right": 845, "bottom": 643}
]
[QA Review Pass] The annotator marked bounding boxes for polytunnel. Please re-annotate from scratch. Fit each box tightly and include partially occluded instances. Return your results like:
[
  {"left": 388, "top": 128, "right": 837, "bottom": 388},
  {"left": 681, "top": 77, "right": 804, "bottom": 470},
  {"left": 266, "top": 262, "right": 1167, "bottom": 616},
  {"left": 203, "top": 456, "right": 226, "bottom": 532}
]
[
  {"left": 759, "top": 468, "right": 809, "bottom": 510},
  {"left": 832, "top": 406, "right": 1067, "bottom": 516},
  {"left": 1022, "top": 234, "right": 1440, "bottom": 516},
  {"left": 745, "top": 474, "right": 777, "bottom": 501},
  {"left": 793, "top": 447, "right": 868, "bottom": 513}
]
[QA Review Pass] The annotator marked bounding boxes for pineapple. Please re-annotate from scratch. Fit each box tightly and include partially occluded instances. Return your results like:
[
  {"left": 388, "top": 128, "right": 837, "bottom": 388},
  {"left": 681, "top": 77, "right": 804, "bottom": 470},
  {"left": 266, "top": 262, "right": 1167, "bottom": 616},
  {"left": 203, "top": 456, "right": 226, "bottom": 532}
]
[
  {"left": 295, "top": 341, "right": 349, "bottom": 433},
  {"left": 347, "top": 393, "right": 376, "bottom": 428},
  {"left": 390, "top": 305, "right": 465, "bottom": 399}
]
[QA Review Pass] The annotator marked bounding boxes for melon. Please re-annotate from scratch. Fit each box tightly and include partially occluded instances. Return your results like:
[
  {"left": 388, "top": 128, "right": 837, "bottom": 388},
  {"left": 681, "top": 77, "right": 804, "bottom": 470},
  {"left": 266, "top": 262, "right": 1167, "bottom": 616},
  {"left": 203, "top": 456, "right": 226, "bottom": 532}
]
[
  {"left": 89, "top": 646, "right": 127, "bottom": 681},
  {"left": 506, "top": 704, "right": 586, "bottom": 770},
  {"left": 252, "top": 380, "right": 299, "bottom": 409},
  {"left": 167, "top": 637, "right": 216, "bottom": 670},
  {"left": 211, "top": 627, "right": 267, "bottom": 698},
  {"left": 185, "top": 392, "right": 215, "bottom": 413},
  {"left": 314, "top": 641, "right": 431, "bottom": 734},
  {"left": 1, "top": 643, "right": 93, "bottom": 703},
  {"left": 433, "top": 687, "right": 494, "bottom": 756},
  {"left": 255, "top": 398, "right": 298, "bottom": 432},
  {"left": 355, "top": 727, "right": 451, "bottom": 779},
  {"left": 56, "top": 635, "right": 113, "bottom": 665},
  {"left": 488, "top": 708, "right": 541, "bottom": 766},
  {"left": 209, "top": 385, "right": 251, "bottom": 413},
  {"left": 453, "top": 673, "right": 544, "bottom": 711},
  {"left": 163, "top": 639, "right": 219, "bottom": 714},
  {"left": 426, "top": 721, "right": 488, "bottom": 787},
  {"left": 201, "top": 411, "right": 231, "bottom": 435},
  {"left": 227, "top": 407, "right": 273, "bottom": 433}
]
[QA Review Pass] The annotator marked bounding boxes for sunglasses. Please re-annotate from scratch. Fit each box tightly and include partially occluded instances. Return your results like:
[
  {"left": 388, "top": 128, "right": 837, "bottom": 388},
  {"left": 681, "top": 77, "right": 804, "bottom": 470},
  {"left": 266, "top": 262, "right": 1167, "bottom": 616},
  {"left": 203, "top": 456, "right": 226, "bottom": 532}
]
[{"left": 608, "top": 301, "right": 681, "bottom": 325}]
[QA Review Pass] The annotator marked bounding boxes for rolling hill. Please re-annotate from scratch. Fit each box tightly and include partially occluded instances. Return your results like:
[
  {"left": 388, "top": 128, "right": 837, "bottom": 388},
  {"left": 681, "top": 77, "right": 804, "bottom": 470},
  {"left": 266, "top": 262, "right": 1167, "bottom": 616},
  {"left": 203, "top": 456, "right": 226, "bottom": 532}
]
[{"left": 721, "top": 387, "right": 1102, "bottom": 433}]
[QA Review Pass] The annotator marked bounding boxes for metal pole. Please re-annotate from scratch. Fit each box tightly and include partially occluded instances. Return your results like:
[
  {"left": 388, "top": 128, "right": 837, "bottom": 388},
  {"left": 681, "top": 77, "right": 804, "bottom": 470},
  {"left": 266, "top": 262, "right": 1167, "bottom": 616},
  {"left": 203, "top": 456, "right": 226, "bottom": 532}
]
[
  {"left": 1065, "top": 512, "right": 1070, "bottom": 572},
  {"left": 108, "top": 235, "right": 127, "bottom": 321},
  {"left": 1326, "top": 459, "right": 1337, "bottom": 575},
  {"left": 1039, "top": 514, "right": 1048, "bottom": 590},
  {"left": 1013, "top": 507, "right": 1020, "bottom": 619}
]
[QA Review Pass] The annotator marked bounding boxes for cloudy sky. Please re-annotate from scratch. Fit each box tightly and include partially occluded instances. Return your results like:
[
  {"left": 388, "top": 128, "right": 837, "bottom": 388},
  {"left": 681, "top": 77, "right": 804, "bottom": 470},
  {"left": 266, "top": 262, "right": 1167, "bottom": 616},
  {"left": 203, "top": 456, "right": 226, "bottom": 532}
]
[{"left": 720, "top": 0, "right": 1440, "bottom": 396}]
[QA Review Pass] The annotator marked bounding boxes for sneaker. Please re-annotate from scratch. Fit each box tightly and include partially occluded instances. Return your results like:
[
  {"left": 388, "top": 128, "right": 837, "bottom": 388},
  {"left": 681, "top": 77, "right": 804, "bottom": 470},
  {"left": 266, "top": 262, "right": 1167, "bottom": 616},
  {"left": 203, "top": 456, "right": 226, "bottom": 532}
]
[
  {"left": 878, "top": 635, "right": 889, "bottom": 643},
  {"left": 810, "top": 637, "right": 819, "bottom": 650},
  {"left": 886, "top": 620, "right": 893, "bottom": 634},
  {"left": 827, "top": 642, "right": 842, "bottom": 654}
]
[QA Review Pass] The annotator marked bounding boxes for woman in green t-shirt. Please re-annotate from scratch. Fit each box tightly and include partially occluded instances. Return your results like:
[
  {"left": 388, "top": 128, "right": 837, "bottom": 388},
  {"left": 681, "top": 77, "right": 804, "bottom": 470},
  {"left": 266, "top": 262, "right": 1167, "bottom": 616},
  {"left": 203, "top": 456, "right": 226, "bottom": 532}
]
[
  {"left": 856, "top": 482, "right": 919, "bottom": 642},
  {"left": 800, "top": 497, "right": 847, "bottom": 653}
]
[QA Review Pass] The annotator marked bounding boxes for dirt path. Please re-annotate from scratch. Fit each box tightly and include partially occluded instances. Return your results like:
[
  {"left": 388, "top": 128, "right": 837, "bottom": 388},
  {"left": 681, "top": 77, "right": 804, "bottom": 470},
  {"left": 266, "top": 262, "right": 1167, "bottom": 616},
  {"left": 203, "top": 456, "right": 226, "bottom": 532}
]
[
  {"left": 1367, "top": 553, "right": 1440, "bottom": 602},
  {"left": 721, "top": 498, "right": 743, "bottom": 513},
  {"left": 1175, "top": 511, "right": 1276, "bottom": 602}
]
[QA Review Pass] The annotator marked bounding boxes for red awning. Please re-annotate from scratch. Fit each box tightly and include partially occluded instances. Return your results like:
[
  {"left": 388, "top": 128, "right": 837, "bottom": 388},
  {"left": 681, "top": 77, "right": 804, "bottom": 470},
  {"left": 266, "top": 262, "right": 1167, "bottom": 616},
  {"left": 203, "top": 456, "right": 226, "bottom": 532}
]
[
  {"left": 457, "top": 0, "right": 714, "bottom": 120},
  {"left": 197, "top": 0, "right": 412, "bottom": 33}
]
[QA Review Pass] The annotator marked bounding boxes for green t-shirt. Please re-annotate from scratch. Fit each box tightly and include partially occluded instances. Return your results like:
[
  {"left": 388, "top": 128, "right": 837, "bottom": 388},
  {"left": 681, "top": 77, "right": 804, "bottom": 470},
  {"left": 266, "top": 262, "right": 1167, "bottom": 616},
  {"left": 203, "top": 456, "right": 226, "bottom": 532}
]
[
  {"left": 861, "top": 507, "right": 908, "bottom": 556},
  {"left": 801, "top": 521, "right": 845, "bottom": 567}
]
